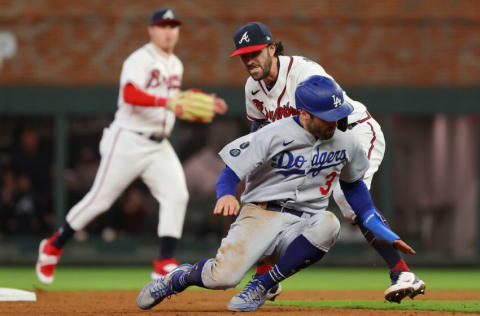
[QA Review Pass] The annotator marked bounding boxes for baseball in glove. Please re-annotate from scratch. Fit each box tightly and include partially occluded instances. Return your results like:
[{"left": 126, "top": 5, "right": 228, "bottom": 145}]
[{"left": 167, "top": 89, "right": 227, "bottom": 123}]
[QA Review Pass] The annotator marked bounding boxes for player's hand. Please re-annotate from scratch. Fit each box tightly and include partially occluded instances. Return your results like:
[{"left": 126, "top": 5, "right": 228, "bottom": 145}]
[
  {"left": 393, "top": 239, "right": 416, "bottom": 255},
  {"left": 213, "top": 95, "right": 228, "bottom": 114},
  {"left": 213, "top": 195, "right": 240, "bottom": 216}
]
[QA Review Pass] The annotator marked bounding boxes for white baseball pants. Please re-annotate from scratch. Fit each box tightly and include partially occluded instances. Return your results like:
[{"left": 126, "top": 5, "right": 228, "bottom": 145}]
[
  {"left": 66, "top": 123, "right": 188, "bottom": 238},
  {"left": 333, "top": 116, "right": 385, "bottom": 221}
]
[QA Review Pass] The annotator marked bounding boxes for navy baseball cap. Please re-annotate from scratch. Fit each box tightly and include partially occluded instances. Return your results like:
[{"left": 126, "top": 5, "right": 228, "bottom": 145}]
[
  {"left": 230, "top": 22, "right": 273, "bottom": 58},
  {"left": 150, "top": 9, "right": 181, "bottom": 26},
  {"left": 295, "top": 76, "right": 353, "bottom": 122}
]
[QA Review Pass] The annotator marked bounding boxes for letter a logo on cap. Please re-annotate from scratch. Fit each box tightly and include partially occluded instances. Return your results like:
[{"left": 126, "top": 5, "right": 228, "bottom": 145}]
[
  {"left": 163, "top": 9, "right": 175, "bottom": 19},
  {"left": 239, "top": 31, "right": 250, "bottom": 44}
]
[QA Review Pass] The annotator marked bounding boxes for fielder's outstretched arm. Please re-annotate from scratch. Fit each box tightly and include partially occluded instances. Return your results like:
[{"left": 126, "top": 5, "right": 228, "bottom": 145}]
[
  {"left": 123, "top": 83, "right": 228, "bottom": 116},
  {"left": 340, "top": 179, "right": 415, "bottom": 255}
]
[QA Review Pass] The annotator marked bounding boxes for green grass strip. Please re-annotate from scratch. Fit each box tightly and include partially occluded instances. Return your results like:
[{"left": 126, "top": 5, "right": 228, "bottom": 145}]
[
  {"left": 1, "top": 267, "right": 480, "bottom": 291},
  {"left": 269, "top": 300, "right": 480, "bottom": 313}
]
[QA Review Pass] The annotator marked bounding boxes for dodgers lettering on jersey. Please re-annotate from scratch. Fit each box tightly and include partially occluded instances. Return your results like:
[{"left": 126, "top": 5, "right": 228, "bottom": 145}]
[
  {"left": 272, "top": 147, "right": 347, "bottom": 177},
  {"left": 245, "top": 55, "right": 368, "bottom": 124},
  {"left": 218, "top": 118, "right": 369, "bottom": 214},
  {"left": 114, "top": 42, "right": 183, "bottom": 135}
]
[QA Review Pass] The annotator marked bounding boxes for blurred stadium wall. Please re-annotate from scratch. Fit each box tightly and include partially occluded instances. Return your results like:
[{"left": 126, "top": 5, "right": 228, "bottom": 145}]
[{"left": 0, "top": 0, "right": 479, "bottom": 266}]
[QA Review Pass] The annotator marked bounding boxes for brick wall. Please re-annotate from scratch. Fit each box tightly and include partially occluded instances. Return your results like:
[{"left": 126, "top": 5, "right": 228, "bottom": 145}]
[{"left": 0, "top": 0, "right": 479, "bottom": 86}]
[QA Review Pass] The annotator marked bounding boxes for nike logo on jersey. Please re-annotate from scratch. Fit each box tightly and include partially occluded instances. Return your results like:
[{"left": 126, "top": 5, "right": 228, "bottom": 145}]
[
  {"left": 283, "top": 140, "right": 294, "bottom": 146},
  {"left": 251, "top": 89, "right": 260, "bottom": 95}
]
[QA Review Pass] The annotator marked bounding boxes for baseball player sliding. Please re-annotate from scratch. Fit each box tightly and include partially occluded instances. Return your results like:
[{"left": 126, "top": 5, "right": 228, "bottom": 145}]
[
  {"left": 229, "top": 22, "right": 425, "bottom": 303},
  {"left": 136, "top": 76, "right": 417, "bottom": 312},
  {"left": 35, "top": 8, "right": 227, "bottom": 284}
]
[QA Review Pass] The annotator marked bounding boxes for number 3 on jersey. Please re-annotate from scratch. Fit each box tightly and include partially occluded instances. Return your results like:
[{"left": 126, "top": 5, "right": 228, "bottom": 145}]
[{"left": 320, "top": 172, "right": 337, "bottom": 195}]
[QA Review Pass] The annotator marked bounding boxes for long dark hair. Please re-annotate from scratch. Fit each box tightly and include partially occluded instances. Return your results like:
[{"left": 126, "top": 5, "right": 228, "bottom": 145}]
[{"left": 273, "top": 41, "right": 284, "bottom": 56}]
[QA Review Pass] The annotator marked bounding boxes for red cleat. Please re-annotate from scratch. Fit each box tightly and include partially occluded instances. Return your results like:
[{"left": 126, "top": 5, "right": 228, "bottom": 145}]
[
  {"left": 35, "top": 233, "right": 64, "bottom": 284},
  {"left": 151, "top": 258, "right": 180, "bottom": 279}
]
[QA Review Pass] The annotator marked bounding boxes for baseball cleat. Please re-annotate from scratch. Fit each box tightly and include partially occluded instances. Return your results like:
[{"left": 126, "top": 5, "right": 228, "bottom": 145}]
[
  {"left": 227, "top": 279, "right": 268, "bottom": 312},
  {"left": 35, "top": 233, "right": 63, "bottom": 285},
  {"left": 137, "top": 263, "right": 192, "bottom": 310},
  {"left": 265, "top": 283, "right": 282, "bottom": 301},
  {"left": 384, "top": 271, "right": 426, "bottom": 303},
  {"left": 151, "top": 258, "right": 180, "bottom": 279}
]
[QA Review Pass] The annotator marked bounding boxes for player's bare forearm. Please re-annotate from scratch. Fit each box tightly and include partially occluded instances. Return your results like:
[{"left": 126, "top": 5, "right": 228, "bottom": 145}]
[
  {"left": 213, "top": 194, "right": 240, "bottom": 216},
  {"left": 393, "top": 240, "right": 416, "bottom": 255}
]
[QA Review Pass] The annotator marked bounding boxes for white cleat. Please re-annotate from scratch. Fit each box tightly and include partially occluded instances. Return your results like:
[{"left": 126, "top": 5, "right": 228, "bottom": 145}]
[
  {"left": 384, "top": 271, "right": 426, "bottom": 303},
  {"left": 265, "top": 283, "right": 282, "bottom": 301}
]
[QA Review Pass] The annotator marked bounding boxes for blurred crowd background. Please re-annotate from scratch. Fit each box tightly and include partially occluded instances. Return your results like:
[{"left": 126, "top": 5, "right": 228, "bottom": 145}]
[{"left": 0, "top": 0, "right": 479, "bottom": 265}]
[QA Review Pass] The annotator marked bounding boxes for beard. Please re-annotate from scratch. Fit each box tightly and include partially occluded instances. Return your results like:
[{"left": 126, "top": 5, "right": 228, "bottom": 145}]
[
  {"left": 305, "top": 117, "right": 336, "bottom": 140},
  {"left": 250, "top": 54, "right": 273, "bottom": 81}
]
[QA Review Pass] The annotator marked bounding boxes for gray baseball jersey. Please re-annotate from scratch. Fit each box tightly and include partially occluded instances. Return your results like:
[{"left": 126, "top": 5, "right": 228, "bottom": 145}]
[{"left": 219, "top": 117, "right": 369, "bottom": 214}]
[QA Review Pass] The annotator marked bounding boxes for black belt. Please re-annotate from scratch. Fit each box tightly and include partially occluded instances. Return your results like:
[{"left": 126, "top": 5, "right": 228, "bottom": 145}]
[
  {"left": 136, "top": 132, "right": 164, "bottom": 143},
  {"left": 257, "top": 202, "right": 304, "bottom": 218}
]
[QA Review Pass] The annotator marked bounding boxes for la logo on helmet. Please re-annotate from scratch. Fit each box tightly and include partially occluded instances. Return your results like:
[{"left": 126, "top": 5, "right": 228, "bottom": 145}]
[
  {"left": 332, "top": 95, "right": 342, "bottom": 108},
  {"left": 239, "top": 31, "right": 250, "bottom": 44}
]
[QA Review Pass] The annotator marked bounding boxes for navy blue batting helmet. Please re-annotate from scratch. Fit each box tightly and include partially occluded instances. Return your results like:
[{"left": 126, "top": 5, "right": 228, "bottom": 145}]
[{"left": 295, "top": 76, "right": 353, "bottom": 122}]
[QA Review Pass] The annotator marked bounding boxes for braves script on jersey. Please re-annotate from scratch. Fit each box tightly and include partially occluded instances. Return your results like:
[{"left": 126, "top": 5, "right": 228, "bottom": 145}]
[
  {"left": 115, "top": 42, "right": 183, "bottom": 135},
  {"left": 219, "top": 117, "right": 369, "bottom": 214},
  {"left": 245, "top": 55, "right": 367, "bottom": 124}
]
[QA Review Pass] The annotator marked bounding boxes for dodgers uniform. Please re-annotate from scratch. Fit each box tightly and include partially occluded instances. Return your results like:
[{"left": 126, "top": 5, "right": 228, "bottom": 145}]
[{"left": 199, "top": 117, "right": 368, "bottom": 289}]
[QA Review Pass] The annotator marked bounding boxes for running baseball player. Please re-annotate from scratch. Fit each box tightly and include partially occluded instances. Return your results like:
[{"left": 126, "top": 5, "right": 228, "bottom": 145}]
[
  {"left": 136, "top": 76, "right": 417, "bottom": 312},
  {"left": 35, "top": 8, "right": 227, "bottom": 284},
  {"left": 229, "top": 22, "right": 425, "bottom": 303}
]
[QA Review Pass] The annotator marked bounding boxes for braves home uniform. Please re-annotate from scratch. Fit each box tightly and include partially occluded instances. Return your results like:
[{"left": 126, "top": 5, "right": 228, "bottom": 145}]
[
  {"left": 66, "top": 42, "right": 188, "bottom": 239},
  {"left": 36, "top": 8, "right": 191, "bottom": 285}
]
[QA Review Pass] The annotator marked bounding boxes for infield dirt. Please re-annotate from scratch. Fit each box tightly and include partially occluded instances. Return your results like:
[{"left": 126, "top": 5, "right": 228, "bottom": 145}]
[{"left": 1, "top": 289, "right": 478, "bottom": 315}]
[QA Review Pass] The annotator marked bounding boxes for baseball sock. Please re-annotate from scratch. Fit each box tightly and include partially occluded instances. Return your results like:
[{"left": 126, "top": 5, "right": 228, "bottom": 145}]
[
  {"left": 356, "top": 216, "right": 410, "bottom": 272},
  {"left": 171, "top": 258, "right": 208, "bottom": 292},
  {"left": 51, "top": 222, "right": 75, "bottom": 249},
  {"left": 256, "top": 234, "right": 326, "bottom": 291},
  {"left": 159, "top": 236, "right": 177, "bottom": 260}
]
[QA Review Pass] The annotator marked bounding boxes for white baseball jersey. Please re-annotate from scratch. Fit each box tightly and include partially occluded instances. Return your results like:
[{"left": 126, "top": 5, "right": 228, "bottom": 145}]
[
  {"left": 65, "top": 42, "right": 188, "bottom": 239},
  {"left": 219, "top": 117, "right": 369, "bottom": 214},
  {"left": 114, "top": 42, "right": 183, "bottom": 136},
  {"left": 245, "top": 55, "right": 367, "bottom": 124}
]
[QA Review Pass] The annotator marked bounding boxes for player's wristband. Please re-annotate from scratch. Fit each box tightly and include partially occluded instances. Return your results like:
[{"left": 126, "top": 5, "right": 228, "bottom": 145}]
[
  {"left": 361, "top": 209, "right": 400, "bottom": 243},
  {"left": 154, "top": 96, "right": 167, "bottom": 107},
  {"left": 216, "top": 166, "right": 240, "bottom": 199}
]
